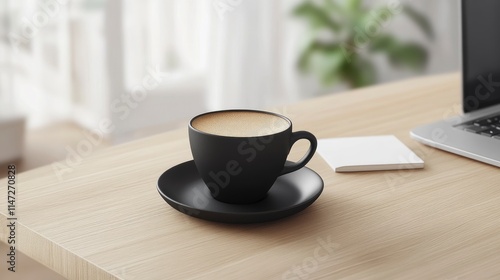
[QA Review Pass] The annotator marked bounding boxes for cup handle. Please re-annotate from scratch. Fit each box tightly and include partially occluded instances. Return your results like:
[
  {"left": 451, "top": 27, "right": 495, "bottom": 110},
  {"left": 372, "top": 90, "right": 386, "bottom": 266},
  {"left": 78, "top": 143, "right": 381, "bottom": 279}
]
[{"left": 279, "top": 131, "right": 317, "bottom": 176}]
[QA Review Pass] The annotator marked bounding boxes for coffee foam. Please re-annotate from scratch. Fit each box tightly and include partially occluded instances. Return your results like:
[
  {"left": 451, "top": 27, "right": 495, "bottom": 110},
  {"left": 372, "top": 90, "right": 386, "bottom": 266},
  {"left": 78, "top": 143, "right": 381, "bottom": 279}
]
[{"left": 191, "top": 111, "right": 290, "bottom": 137}]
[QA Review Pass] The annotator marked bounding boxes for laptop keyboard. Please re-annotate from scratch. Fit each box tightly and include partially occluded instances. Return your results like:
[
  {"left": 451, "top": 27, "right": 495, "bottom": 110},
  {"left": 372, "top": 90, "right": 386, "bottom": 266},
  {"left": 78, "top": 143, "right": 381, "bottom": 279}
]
[{"left": 458, "top": 113, "right": 500, "bottom": 139}]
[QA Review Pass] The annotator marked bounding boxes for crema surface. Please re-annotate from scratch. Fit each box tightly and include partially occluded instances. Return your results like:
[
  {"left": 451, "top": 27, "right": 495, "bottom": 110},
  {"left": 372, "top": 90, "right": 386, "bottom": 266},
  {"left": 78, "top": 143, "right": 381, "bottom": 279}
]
[{"left": 191, "top": 111, "right": 290, "bottom": 137}]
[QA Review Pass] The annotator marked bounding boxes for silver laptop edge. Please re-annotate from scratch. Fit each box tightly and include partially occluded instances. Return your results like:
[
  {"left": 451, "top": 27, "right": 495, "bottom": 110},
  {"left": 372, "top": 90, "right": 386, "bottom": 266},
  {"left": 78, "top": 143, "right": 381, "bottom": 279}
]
[
  {"left": 410, "top": 0, "right": 500, "bottom": 167},
  {"left": 410, "top": 103, "right": 500, "bottom": 167}
]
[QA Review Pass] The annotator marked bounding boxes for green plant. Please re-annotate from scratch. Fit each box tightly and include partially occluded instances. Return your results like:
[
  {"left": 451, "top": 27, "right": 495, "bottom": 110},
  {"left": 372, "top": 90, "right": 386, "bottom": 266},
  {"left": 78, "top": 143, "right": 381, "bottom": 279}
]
[{"left": 293, "top": 0, "right": 433, "bottom": 88}]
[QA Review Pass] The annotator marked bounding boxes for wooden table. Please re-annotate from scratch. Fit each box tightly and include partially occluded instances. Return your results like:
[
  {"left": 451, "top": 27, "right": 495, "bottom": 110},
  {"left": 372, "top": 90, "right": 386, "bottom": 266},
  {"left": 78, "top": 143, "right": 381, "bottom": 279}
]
[{"left": 2, "top": 73, "right": 500, "bottom": 279}]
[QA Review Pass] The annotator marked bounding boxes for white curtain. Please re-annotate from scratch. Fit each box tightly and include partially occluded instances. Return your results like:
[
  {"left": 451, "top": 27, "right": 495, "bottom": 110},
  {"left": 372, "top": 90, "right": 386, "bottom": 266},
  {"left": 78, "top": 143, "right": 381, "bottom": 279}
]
[
  {"left": 207, "top": 0, "right": 281, "bottom": 110},
  {"left": 118, "top": 0, "right": 304, "bottom": 112},
  {"left": 206, "top": 0, "right": 311, "bottom": 110},
  {"left": 0, "top": 0, "right": 460, "bottom": 130},
  {"left": 132, "top": 0, "right": 304, "bottom": 110}
]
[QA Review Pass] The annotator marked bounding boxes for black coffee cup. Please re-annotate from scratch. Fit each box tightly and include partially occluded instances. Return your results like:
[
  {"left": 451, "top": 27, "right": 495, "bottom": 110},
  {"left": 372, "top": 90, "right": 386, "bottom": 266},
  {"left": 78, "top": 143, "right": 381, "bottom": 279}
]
[{"left": 189, "top": 109, "right": 317, "bottom": 204}]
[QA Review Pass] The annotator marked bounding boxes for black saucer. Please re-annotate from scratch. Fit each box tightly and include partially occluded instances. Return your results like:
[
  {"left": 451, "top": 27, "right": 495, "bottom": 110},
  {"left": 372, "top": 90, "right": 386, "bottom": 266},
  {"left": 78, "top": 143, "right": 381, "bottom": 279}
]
[{"left": 157, "top": 160, "right": 324, "bottom": 223}]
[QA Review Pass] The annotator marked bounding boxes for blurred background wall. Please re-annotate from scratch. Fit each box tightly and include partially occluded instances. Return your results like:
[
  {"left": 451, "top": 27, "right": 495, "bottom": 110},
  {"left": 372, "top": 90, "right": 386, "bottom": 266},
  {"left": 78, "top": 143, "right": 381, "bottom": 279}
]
[{"left": 0, "top": 0, "right": 459, "bottom": 142}]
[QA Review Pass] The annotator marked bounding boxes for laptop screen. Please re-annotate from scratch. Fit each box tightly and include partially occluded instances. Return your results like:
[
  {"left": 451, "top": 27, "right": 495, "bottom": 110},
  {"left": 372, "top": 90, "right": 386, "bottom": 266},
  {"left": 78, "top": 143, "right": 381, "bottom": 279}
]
[{"left": 462, "top": 0, "right": 500, "bottom": 113}]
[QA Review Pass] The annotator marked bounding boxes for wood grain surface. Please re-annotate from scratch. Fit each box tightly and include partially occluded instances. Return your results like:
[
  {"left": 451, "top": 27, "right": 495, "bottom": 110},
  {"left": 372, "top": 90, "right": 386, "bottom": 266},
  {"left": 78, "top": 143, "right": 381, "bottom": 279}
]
[{"left": 2, "top": 73, "right": 500, "bottom": 280}]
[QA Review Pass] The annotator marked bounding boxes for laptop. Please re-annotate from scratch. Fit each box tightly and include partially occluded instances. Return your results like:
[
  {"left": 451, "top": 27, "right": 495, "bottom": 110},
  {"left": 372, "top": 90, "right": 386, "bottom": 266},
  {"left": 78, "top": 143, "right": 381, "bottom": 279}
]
[{"left": 410, "top": 0, "right": 500, "bottom": 167}]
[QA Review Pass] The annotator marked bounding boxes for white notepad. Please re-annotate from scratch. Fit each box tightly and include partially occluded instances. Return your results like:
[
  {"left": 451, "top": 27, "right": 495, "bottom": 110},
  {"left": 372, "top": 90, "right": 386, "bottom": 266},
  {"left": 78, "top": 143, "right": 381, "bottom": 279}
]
[{"left": 317, "top": 135, "right": 424, "bottom": 172}]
